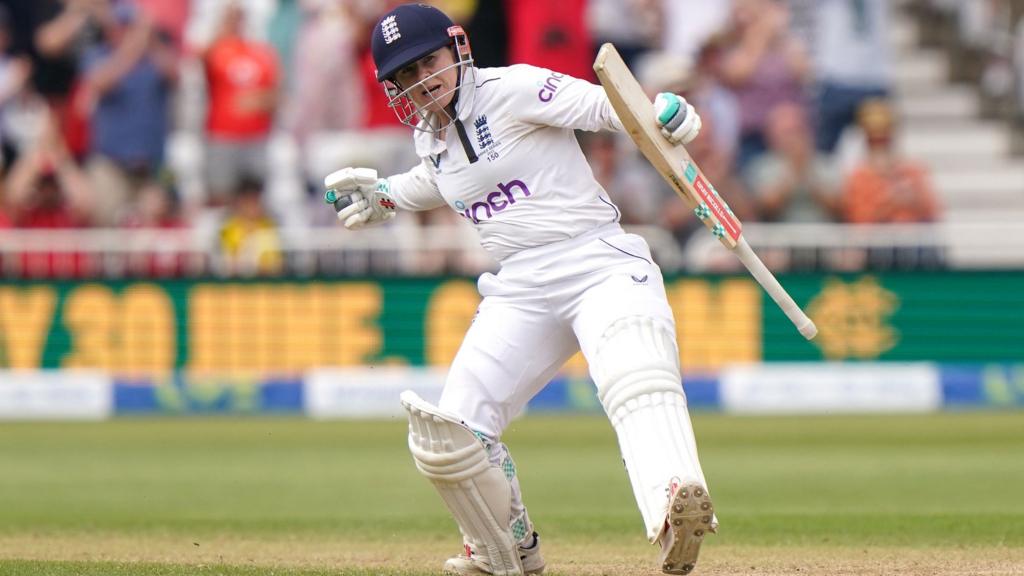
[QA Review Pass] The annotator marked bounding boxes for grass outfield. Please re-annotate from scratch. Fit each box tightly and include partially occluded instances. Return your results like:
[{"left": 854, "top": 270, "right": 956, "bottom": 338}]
[{"left": 0, "top": 413, "right": 1022, "bottom": 575}]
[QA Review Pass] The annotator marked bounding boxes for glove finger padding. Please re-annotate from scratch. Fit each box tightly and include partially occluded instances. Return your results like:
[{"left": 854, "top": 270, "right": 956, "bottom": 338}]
[
  {"left": 324, "top": 167, "right": 379, "bottom": 196},
  {"left": 336, "top": 192, "right": 367, "bottom": 225},
  {"left": 661, "top": 107, "right": 701, "bottom": 145},
  {"left": 337, "top": 193, "right": 397, "bottom": 229},
  {"left": 344, "top": 205, "right": 373, "bottom": 229},
  {"left": 654, "top": 93, "right": 702, "bottom": 145},
  {"left": 324, "top": 166, "right": 397, "bottom": 230}
]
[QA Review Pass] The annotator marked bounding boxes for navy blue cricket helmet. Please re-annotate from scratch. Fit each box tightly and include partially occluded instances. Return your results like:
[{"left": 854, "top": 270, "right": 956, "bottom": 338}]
[
  {"left": 370, "top": 3, "right": 475, "bottom": 133},
  {"left": 371, "top": 3, "right": 459, "bottom": 82}
]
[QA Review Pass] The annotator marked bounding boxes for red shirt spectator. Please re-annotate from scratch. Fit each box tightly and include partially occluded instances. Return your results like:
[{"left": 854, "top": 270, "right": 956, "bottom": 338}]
[
  {"left": 506, "top": 0, "right": 592, "bottom": 81},
  {"left": 361, "top": 48, "right": 402, "bottom": 129},
  {"left": 204, "top": 35, "right": 279, "bottom": 140},
  {"left": 3, "top": 109, "right": 93, "bottom": 276},
  {"left": 199, "top": 5, "right": 280, "bottom": 202},
  {"left": 11, "top": 169, "right": 91, "bottom": 278}
]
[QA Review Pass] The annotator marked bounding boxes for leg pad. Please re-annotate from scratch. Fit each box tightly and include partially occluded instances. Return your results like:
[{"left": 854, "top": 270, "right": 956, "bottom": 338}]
[{"left": 402, "top": 391, "right": 523, "bottom": 576}]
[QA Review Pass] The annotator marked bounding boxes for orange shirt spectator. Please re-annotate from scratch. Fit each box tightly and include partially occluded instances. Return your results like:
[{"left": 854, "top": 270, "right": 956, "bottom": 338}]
[
  {"left": 842, "top": 162, "right": 939, "bottom": 223},
  {"left": 205, "top": 36, "right": 279, "bottom": 140},
  {"left": 840, "top": 99, "right": 940, "bottom": 224}
]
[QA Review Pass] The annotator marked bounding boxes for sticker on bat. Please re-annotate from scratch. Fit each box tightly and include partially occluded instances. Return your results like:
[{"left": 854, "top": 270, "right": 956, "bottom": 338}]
[
  {"left": 685, "top": 161, "right": 741, "bottom": 241},
  {"left": 684, "top": 162, "right": 698, "bottom": 185}
]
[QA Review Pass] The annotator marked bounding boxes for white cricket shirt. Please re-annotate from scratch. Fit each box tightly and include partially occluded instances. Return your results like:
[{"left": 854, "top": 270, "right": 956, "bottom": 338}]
[{"left": 386, "top": 64, "right": 626, "bottom": 262}]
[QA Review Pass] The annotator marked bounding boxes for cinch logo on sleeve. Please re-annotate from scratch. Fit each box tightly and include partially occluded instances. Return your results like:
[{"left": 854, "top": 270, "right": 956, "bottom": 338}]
[
  {"left": 538, "top": 72, "right": 566, "bottom": 102},
  {"left": 381, "top": 15, "right": 401, "bottom": 44},
  {"left": 456, "top": 180, "right": 531, "bottom": 224}
]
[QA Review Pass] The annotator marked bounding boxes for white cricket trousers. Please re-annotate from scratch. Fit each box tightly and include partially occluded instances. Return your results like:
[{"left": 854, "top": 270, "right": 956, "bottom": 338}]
[
  {"left": 437, "top": 222, "right": 713, "bottom": 544},
  {"left": 439, "top": 222, "right": 676, "bottom": 436}
]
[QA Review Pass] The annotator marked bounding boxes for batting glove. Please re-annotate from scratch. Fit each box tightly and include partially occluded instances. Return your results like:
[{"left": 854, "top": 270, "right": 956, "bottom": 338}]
[
  {"left": 324, "top": 167, "right": 397, "bottom": 229},
  {"left": 654, "top": 92, "right": 702, "bottom": 146}
]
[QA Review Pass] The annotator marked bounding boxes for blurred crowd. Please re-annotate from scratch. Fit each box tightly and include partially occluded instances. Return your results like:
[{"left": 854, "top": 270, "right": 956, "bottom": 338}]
[
  {"left": 0, "top": 0, "right": 1018, "bottom": 276},
  {"left": 913, "top": 1, "right": 1024, "bottom": 133}
]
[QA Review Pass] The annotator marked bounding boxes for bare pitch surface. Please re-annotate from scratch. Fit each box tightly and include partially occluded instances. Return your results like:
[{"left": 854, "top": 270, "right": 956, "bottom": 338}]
[{"left": 1, "top": 413, "right": 1022, "bottom": 575}]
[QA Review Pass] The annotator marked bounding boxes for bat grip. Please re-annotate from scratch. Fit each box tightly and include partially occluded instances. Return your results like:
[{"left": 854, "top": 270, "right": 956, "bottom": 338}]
[
  {"left": 734, "top": 236, "right": 818, "bottom": 340},
  {"left": 331, "top": 192, "right": 355, "bottom": 213}
]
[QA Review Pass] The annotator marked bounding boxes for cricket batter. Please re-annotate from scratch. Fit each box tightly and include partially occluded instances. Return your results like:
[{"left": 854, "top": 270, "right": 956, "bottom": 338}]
[{"left": 324, "top": 4, "right": 715, "bottom": 574}]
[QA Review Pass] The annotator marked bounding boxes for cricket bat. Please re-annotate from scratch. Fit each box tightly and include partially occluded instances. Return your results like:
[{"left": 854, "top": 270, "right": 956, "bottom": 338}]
[{"left": 593, "top": 43, "right": 818, "bottom": 340}]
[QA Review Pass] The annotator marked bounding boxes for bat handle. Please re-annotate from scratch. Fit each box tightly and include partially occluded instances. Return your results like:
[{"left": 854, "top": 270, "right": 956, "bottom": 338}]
[
  {"left": 333, "top": 195, "right": 354, "bottom": 213},
  {"left": 733, "top": 236, "right": 818, "bottom": 340}
]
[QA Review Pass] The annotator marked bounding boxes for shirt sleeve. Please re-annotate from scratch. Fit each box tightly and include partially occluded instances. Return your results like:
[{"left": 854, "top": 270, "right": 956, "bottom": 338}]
[
  {"left": 507, "top": 64, "right": 624, "bottom": 133},
  {"left": 386, "top": 159, "right": 447, "bottom": 212}
]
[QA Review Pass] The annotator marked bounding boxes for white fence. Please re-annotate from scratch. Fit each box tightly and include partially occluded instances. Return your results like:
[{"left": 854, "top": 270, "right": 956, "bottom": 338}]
[{"left": 0, "top": 221, "right": 1021, "bottom": 278}]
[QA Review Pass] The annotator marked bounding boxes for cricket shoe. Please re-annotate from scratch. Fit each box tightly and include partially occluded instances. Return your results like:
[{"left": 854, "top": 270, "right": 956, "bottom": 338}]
[
  {"left": 443, "top": 532, "right": 545, "bottom": 576},
  {"left": 658, "top": 480, "right": 715, "bottom": 575}
]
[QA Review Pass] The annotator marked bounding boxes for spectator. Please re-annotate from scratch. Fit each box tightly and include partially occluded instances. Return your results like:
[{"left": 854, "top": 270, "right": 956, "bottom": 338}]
[
  {"left": 28, "top": 0, "right": 101, "bottom": 99},
  {"left": 286, "top": 0, "right": 363, "bottom": 146},
  {"left": 201, "top": 2, "right": 280, "bottom": 205},
  {"left": 581, "top": 131, "right": 664, "bottom": 226},
  {"left": 840, "top": 99, "right": 940, "bottom": 224},
  {"left": 465, "top": 0, "right": 508, "bottom": 68},
  {"left": 0, "top": 5, "right": 33, "bottom": 166},
  {"left": 80, "top": 2, "right": 177, "bottom": 226},
  {"left": 690, "top": 35, "right": 742, "bottom": 163},
  {"left": 3, "top": 110, "right": 91, "bottom": 228},
  {"left": 720, "top": 0, "right": 811, "bottom": 175},
  {"left": 1, "top": 106, "right": 94, "bottom": 275},
  {"left": 660, "top": 0, "right": 733, "bottom": 63},
  {"left": 122, "top": 177, "right": 184, "bottom": 229},
  {"left": 0, "top": 0, "right": 35, "bottom": 57},
  {"left": 748, "top": 102, "right": 841, "bottom": 223},
  {"left": 123, "top": 176, "right": 187, "bottom": 277},
  {"left": 28, "top": 0, "right": 108, "bottom": 158},
  {"left": 506, "top": 0, "right": 593, "bottom": 81},
  {"left": 218, "top": 177, "right": 282, "bottom": 276},
  {"left": 268, "top": 0, "right": 301, "bottom": 90},
  {"left": 783, "top": 0, "right": 817, "bottom": 49},
  {"left": 814, "top": 0, "right": 891, "bottom": 153},
  {"left": 693, "top": 114, "right": 755, "bottom": 223},
  {"left": 588, "top": 0, "right": 659, "bottom": 69},
  {"left": 133, "top": 0, "right": 191, "bottom": 50}
]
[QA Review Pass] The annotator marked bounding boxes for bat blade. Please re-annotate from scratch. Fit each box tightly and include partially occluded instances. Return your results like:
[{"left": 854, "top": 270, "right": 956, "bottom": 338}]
[
  {"left": 593, "top": 43, "right": 817, "bottom": 340},
  {"left": 593, "top": 43, "right": 742, "bottom": 247}
]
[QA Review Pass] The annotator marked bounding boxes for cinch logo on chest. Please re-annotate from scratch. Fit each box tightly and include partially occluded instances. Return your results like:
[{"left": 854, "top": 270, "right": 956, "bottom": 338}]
[{"left": 456, "top": 180, "right": 531, "bottom": 224}]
